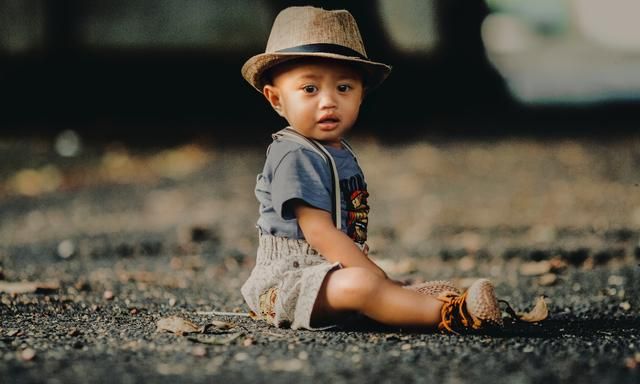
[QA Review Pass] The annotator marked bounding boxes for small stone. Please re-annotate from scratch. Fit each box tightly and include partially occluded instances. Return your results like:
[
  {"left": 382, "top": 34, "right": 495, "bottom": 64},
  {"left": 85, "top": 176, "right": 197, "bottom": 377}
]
[
  {"left": 519, "top": 261, "right": 551, "bottom": 276},
  {"left": 620, "top": 302, "right": 631, "bottom": 311},
  {"left": 608, "top": 275, "right": 624, "bottom": 286},
  {"left": 103, "top": 290, "right": 114, "bottom": 300},
  {"left": 192, "top": 346, "right": 207, "bottom": 357},
  {"left": 234, "top": 352, "right": 249, "bottom": 362},
  {"left": 170, "top": 257, "right": 183, "bottom": 270},
  {"left": 7, "top": 329, "right": 20, "bottom": 337},
  {"left": 243, "top": 338, "right": 255, "bottom": 347},
  {"left": 130, "top": 308, "right": 138, "bottom": 315},
  {"left": 458, "top": 256, "right": 475, "bottom": 272},
  {"left": 54, "top": 129, "right": 82, "bottom": 157},
  {"left": 57, "top": 239, "right": 75, "bottom": 259},
  {"left": 169, "top": 298, "right": 177, "bottom": 307},
  {"left": 20, "top": 348, "right": 36, "bottom": 361},
  {"left": 401, "top": 343, "right": 412, "bottom": 351},
  {"left": 538, "top": 273, "right": 557, "bottom": 286},
  {"left": 523, "top": 345, "right": 535, "bottom": 353},
  {"left": 68, "top": 328, "right": 80, "bottom": 337},
  {"left": 271, "top": 358, "right": 304, "bottom": 372}
]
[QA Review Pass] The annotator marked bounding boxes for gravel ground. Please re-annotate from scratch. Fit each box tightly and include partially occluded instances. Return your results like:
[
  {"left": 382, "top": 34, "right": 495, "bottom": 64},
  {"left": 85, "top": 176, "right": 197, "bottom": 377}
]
[{"left": 1, "top": 132, "right": 639, "bottom": 383}]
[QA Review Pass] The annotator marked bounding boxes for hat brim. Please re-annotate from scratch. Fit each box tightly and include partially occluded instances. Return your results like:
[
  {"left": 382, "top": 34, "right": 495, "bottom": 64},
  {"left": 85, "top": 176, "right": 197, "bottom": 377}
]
[{"left": 241, "top": 51, "right": 392, "bottom": 93}]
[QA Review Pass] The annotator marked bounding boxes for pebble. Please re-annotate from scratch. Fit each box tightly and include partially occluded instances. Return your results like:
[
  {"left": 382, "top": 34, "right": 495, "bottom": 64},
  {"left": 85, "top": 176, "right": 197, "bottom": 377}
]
[
  {"left": 20, "top": 348, "right": 36, "bottom": 361},
  {"left": 271, "top": 359, "right": 304, "bottom": 372},
  {"left": 192, "top": 346, "right": 207, "bottom": 357},
  {"left": 54, "top": 129, "right": 82, "bottom": 157},
  {"left": 538, "top": 273, "right": 558, "bottom": 286},
  {"left": 520, "top": 261, "right": 551, "bottom": 276},
  {"left": 608, "top": 275, "right": 624, "bottom": 286},
  {"left": 57, "top": 240, "right": 75, "bottom": 259},
  {"left": 234, "top": 352, "right": 249, "bottom": 362},
  {"left": 103, "top": 291, "right": 114, "bottom": 300}
]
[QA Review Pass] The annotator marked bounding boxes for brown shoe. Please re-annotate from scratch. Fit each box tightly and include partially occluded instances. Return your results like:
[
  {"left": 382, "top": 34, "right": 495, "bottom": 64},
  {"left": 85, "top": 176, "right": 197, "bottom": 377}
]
[
  {"left": 404, "top": 280, "right": 462, "bottom": 297},
  {"left": 436, "top": 278, "right": 503, "bottom": 333}
]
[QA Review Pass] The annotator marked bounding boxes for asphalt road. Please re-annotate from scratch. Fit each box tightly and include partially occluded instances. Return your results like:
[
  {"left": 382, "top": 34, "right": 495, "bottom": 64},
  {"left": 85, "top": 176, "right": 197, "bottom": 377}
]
[{"left": 1, "top": 132, "right": 639, "bottom": 383}]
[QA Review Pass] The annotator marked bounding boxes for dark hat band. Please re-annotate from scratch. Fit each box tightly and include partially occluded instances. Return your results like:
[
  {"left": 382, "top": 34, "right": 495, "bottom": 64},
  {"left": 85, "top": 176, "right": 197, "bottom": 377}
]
[{"left": 275, "top": 43, "right": 367, "bottom": 60}]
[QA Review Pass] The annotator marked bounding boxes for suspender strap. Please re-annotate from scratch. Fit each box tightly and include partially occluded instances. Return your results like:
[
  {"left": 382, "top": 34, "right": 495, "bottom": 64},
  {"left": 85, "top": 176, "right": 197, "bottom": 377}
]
[{"left": 271, "top": 127, "right": 357, "bottom": 230}]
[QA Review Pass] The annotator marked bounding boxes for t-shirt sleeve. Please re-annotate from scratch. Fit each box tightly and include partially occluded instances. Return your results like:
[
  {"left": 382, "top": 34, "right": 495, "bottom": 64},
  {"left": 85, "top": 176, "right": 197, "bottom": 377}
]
[{"left": 271, "top": 148, "right": 332, "bottom": 220}]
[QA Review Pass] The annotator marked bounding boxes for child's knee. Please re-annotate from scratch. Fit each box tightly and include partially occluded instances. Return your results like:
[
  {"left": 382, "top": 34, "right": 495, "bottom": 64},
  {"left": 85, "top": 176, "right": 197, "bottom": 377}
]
[{"left": 329, "top": 267, "right": 382, "bottom": 306}]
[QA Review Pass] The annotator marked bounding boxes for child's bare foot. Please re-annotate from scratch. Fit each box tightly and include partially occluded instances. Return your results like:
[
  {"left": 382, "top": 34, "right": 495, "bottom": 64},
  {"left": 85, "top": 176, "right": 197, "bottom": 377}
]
[{"left": 435, "top": 278, "right": 503, "bottom": 333}]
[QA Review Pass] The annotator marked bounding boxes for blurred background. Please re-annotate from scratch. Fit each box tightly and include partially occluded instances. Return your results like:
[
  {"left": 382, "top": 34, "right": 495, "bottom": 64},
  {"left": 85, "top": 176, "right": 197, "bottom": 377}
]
[
  {"left": 2, "top": 4, "right": 640, "bottom": 381},
  {"left": 2, "top": 0, "right": 639, "bottom": 143}
]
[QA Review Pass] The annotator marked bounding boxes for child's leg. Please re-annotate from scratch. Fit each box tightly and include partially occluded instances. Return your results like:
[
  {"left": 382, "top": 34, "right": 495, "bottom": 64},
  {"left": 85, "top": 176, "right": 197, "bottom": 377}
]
[{"left": 312, "top": 267, "right": 445, "bottom": 327}]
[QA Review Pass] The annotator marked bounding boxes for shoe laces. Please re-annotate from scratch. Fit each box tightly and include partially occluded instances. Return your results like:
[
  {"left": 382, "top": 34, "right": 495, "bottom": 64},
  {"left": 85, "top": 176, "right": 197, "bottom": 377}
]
[{"left": 437, "top": 291, "right": 482, "bottom": 334}]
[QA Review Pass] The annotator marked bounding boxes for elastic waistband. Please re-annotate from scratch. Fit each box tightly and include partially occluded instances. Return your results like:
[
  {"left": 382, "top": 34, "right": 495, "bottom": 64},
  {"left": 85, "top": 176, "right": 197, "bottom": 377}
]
[{"left": 258, "top": 233, "right": 319, "bottom": 261}]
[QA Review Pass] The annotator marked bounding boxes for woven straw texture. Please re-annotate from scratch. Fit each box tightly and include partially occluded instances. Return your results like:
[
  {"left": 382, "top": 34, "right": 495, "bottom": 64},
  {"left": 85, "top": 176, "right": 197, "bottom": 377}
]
[{"left": 241, "top": 6, "right": 391, "bottom": 92}]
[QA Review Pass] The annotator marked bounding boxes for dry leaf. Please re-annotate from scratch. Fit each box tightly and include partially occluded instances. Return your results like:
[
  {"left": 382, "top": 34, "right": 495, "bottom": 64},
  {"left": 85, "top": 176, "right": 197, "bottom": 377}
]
[
  {"left": 517, "top": 296, "right": 549, "bottom": 323},
  {"left": 156, "top": 316, "right": 201, "bottom": 336},
  {"left": 0, "top": 281, "right": 60, "bottom": 294}
]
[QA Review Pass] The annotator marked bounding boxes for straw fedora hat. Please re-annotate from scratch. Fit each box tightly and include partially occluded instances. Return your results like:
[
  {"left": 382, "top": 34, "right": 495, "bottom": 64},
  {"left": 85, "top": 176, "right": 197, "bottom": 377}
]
[{"left": 241, "top": 6, "right": 392, "bottom": 93}]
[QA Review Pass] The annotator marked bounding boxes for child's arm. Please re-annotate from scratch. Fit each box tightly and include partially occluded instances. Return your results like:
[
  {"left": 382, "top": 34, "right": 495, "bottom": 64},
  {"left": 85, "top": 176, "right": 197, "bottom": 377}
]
[{"left": 292, "top": 200, "right": 388, "bottom": 279}]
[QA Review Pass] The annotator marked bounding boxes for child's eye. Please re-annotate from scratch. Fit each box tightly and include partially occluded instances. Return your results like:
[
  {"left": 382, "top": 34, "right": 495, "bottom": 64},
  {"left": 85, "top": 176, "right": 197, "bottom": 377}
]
[
  {"left": 337, "top": 84, "right": 352, "bottom": 92},
  {"left": 303, "top": 85, "right": 318, "bottom": 93}
]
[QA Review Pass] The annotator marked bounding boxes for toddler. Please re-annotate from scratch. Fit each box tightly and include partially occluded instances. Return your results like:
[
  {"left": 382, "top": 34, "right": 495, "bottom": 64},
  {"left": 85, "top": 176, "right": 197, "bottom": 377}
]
[{"left": 240, "top": 6, "right": 502, "bottom": 333}]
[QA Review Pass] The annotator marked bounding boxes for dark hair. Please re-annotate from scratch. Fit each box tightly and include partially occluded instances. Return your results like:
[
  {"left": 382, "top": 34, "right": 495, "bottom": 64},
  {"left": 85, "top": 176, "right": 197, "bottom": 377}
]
[{"left": 259, "top": 57, "right": 367, "bottom": 90}]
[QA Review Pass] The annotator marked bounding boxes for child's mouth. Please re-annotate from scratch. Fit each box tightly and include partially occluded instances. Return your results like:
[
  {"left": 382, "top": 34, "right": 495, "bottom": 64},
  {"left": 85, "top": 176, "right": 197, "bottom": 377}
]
[{"left": 318, "top": 117, "right": 340, "bottom": 129}]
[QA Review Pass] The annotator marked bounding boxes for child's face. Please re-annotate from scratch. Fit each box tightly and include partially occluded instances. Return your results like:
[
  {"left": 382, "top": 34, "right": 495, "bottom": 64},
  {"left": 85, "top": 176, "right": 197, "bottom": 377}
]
[{"left": 263, "top": 58, "right": 364, "bottom": 148}]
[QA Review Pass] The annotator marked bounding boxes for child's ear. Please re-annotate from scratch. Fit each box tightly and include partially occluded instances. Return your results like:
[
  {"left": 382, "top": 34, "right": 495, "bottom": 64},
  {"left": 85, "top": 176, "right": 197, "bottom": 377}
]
[{"left": 263, "top": 85, "right": 284, "bottom": 117}]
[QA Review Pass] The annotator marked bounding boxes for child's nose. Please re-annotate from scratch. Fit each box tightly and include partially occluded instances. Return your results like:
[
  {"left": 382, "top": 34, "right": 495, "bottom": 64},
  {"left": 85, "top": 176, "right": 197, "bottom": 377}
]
[{"left": 318, "top": 90, "right": 338, "bottom": 109}]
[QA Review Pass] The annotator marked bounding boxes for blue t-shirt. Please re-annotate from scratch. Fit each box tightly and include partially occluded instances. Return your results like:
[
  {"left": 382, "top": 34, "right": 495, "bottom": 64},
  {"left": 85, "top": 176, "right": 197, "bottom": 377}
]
[{"left": 255, "top": 138, "right": 369, "bottom": 244}]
